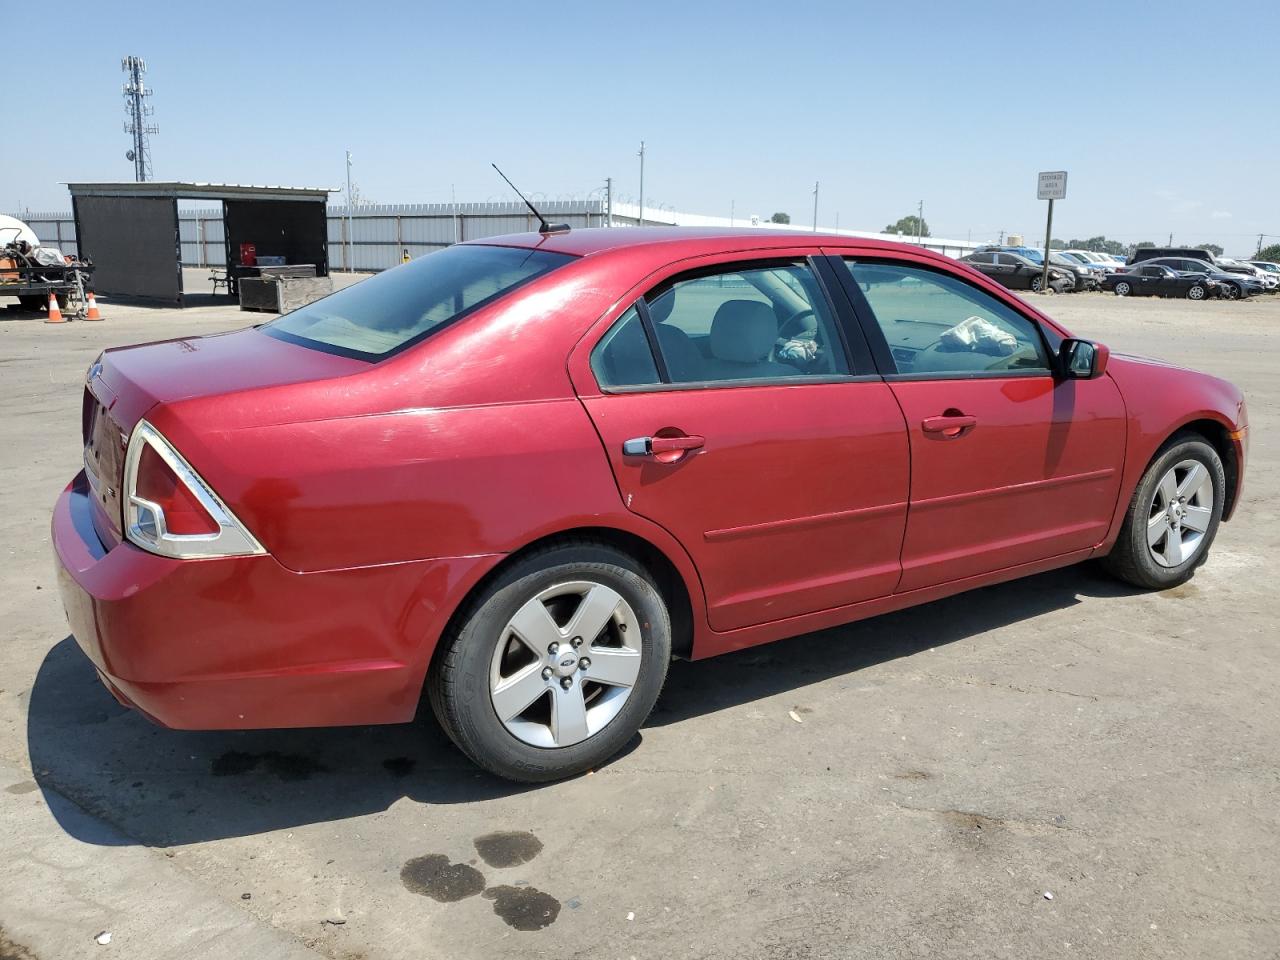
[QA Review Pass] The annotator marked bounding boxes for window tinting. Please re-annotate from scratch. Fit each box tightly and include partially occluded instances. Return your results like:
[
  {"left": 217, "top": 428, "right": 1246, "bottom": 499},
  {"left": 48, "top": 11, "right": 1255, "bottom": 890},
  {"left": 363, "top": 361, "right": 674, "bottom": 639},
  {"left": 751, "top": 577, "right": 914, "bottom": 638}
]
[
  {"left": 263, "top": 244, "right": 573, "bottom": 360},
  {"left": 591, "top": 305, "right": 660, "bottom": 389},
  {"left": 845, "top": 261, "right": 1050, "bottom": 376}
]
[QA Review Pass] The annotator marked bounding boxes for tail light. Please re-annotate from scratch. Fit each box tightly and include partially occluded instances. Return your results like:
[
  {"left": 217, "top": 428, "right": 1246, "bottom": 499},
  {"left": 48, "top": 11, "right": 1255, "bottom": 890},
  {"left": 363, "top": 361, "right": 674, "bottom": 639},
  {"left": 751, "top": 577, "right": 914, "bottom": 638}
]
[{"left": 123, "top": 421, "right": 264, "bottom": 559}]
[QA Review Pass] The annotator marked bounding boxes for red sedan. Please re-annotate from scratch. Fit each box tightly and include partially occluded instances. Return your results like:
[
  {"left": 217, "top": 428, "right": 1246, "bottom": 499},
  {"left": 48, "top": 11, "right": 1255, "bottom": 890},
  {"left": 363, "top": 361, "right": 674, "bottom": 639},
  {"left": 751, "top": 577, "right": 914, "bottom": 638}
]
[{"left": 53, "top": 228, "right": 1248, "bottom": 781}]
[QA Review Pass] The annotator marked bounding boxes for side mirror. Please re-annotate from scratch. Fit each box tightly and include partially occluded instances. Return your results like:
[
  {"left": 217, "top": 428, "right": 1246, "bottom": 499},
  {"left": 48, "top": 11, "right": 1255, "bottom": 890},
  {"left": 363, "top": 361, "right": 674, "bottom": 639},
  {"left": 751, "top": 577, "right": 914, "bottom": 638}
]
[{"left": 1058, "top": 338, "right": 1109, "bottom": 380}]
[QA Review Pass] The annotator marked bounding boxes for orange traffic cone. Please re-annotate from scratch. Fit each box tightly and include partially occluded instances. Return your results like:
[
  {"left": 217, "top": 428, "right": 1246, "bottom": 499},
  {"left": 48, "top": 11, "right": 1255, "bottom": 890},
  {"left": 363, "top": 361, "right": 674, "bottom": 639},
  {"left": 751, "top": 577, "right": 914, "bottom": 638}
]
[
  {"left": 45, "top": 292, "right": 65, "bottom": 324},
  {"left": 85, "top": 291, "right": 104, "bottom": 321}
]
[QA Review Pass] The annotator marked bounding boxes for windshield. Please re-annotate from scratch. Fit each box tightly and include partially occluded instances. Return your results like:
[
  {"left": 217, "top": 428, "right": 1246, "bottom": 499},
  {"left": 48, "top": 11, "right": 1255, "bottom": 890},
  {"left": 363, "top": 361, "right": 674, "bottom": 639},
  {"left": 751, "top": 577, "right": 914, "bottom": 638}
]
[{"left": 263, "top": 244, "right": 574, "bottom": 360}]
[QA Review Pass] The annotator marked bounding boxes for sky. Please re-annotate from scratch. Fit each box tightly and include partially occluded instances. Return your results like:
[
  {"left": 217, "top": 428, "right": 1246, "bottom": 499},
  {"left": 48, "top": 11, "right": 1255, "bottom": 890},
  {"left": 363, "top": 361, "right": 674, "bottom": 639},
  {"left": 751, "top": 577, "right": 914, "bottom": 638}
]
[{"left": 5, "top": 0, "right": 1277, "bottom": 255}]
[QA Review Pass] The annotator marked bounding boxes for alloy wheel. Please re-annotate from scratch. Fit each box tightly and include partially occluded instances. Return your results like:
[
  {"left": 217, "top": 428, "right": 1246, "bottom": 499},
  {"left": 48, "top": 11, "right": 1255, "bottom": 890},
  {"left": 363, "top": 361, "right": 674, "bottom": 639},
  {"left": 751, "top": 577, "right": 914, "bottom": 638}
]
[
  {"left": 489, "top": 581, "right": 642, "bottom": 748},
  {"left": 1115, "top": 281, "right": 1131, "bottom": 296},
  {"left": 1146, "top": 459, "right": 1214, "bottom": 568},
  {"left": 1188, "top": 285, "right": 1205, "bottom": 300}
]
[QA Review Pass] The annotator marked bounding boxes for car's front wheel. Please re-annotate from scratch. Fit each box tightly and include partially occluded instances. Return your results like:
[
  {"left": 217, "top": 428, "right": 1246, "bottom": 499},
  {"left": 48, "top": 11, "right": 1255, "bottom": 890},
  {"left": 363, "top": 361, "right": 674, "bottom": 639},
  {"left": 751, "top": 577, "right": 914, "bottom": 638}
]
[
  {"left": 1100, "top": 436, "right": 1225, "bottom": 589},
  {"left": 1114, "top": 280, "right": 1132, "bottom": 296},
  {"left": 1187, "top": 283, "right": 1207, "bottom": 301},
  {"left": 428, "top": 541, "right": 671, "bottom": 782}
]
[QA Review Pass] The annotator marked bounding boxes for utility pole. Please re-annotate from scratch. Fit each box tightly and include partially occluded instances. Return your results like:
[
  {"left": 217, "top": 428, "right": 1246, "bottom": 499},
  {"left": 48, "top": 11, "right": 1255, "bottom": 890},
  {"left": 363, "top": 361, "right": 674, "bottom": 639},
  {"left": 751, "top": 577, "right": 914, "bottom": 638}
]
[
  {"left": 812, "top": 181, "right": 819, "bottom": 232},
  {"left": 917, "top": 200, "right": 924, "bottom": 246},
  {"left": 1168, "top": 232, "right": 1173, "bottom": 246},
  {"left": 345, "top": 151, "right": 354, "bottom": 272},
  {"left": 121, "top": 56, "right": 157, "bottom": 182},
  {"left": 637, "top": 141, "right": 645, "bottom": 227},
  {"left": 1257, "top": 234, "right": 1264, "bottom": 257},
  {"left": 605, "top": 177, "right": 613, "bottom": 227}
]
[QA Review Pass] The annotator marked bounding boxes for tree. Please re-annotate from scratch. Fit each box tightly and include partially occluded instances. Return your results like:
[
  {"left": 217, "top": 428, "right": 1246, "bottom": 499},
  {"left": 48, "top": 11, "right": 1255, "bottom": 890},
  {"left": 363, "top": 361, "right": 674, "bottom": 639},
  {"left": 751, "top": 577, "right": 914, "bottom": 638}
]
[
  {"left": 1195, "top": 242, "right": 1225, "bottom": 257},
  {"left": 1256, "top": 243, "right": 1280, "bottom": 263},
  {"left": 1134, "top": 241, "right": 1155, "bottom": 250},
  {"left": 769, "top": 212, "right": 791, "bottom": 224},
  {"left": 884, "top": 214, "right": 929, "bottom": 237},
  {"left": 1065, "top": 235, "right": 1126, "bottom": 256}
]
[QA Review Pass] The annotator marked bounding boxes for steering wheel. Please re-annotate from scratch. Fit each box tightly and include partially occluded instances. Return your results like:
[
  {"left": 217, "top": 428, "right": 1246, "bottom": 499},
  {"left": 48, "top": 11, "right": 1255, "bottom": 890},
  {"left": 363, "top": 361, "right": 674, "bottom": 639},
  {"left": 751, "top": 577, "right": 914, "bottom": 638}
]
[{"left": 774, "top": 307, "right": 824, "bottom": 368}]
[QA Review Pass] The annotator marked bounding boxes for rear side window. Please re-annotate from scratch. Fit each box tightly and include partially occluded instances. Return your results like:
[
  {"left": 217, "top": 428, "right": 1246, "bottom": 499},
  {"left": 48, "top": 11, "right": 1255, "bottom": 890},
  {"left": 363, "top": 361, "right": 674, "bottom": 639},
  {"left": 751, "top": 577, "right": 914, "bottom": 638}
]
[
  {"left": 591, "top": 306, "right": 660, "bottom": 389},
  {"left": 591, "top": 261, "right": 850, "bottom": 389},
  {"left": 263, "top": 245, "right": 574, "bottom": 361},
  {"left": 845, "top": 261, "right": 1050, "bottom": 376}
]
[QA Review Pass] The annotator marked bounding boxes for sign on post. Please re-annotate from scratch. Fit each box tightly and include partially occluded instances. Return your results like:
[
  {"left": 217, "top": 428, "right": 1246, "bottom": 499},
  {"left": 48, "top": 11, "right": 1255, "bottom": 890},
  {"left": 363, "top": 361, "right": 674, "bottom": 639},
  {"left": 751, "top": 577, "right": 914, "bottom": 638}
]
[
  {"left": 1037, "top": 171, "right": 1067, "bottom": 294},
  {"left": 1037, "top": 171, "right": 1068, "bottom": 201}
]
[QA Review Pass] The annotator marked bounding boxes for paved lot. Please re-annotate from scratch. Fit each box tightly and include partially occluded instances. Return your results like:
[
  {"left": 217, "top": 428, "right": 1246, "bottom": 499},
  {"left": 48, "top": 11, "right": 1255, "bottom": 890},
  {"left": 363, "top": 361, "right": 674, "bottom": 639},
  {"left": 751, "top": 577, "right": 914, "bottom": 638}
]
[{"left": 1, "top": 279, "right": 1277, "bottom": 959}]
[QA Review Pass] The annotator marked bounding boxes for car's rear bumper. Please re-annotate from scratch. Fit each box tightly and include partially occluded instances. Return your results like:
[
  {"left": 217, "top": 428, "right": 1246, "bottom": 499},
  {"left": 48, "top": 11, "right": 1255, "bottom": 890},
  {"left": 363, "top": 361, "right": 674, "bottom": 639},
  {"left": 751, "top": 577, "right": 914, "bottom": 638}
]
[{"left": 52, "top": 473, "right": 499, "bottom": 729}]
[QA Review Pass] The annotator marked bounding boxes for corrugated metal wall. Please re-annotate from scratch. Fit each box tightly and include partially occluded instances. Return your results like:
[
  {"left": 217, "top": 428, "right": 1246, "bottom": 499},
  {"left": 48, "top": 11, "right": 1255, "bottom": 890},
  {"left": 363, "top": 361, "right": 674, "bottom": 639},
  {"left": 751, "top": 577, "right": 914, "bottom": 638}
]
[{"left": 8, "top": 198, "right": 980, "bottom": 269}]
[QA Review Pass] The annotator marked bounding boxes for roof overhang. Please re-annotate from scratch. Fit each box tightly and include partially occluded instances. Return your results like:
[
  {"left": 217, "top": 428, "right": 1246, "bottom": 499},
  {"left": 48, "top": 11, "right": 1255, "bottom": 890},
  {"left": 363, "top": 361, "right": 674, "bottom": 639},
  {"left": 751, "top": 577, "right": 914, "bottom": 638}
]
[{"left": 65, "top": 181, "right": 336, "bottom": 203}]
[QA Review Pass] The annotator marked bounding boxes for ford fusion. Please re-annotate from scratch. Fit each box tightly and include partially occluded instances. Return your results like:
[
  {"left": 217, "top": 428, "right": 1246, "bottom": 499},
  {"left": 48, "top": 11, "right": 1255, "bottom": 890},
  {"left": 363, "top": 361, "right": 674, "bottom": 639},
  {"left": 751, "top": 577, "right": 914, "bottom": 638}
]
[{"left": 53, "top": 228, "right": 1248, "bottom": 782}]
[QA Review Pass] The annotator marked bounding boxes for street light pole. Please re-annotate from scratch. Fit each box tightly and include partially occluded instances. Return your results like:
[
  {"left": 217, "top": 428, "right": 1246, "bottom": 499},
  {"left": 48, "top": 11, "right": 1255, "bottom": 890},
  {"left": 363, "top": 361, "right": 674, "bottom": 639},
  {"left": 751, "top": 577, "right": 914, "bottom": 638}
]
[
  {"left": 345, "top": 150, "right": 354, "bottom": 272},
  {"left": 638, "top": 140, "right": 645, "bottom": 227},
  {"left": 917, "top": 199, "right": 924, "bottom": 246},
  {"left": 812, "top": 181, "right": 819, "bottom": 232},
  {"left": 605, "top": 177, "right": 613, "bottom": 227}
]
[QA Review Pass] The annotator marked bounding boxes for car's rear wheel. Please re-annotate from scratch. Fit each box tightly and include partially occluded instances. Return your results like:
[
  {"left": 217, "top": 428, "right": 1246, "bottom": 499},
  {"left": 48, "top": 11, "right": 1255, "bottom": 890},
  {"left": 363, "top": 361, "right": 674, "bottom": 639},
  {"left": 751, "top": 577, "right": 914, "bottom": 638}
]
[
  {"left": 1100, "top": 437, "right": 1225, "bottom": 589},
  {"left": 1222, "top": 283, "right": 1239, "bottom": 301},
  {"left": 428, "top": 541, "right": 670, "bottom": 782},
  {"left": 1187, "top": 284, "right": 1207, "bottom": 301},
  {"left": 1114, "top": 280, "right": 1132, "bottom": 296},
  {"left": 1029, "top": 275, "right": 1044, "bottom": 293}
]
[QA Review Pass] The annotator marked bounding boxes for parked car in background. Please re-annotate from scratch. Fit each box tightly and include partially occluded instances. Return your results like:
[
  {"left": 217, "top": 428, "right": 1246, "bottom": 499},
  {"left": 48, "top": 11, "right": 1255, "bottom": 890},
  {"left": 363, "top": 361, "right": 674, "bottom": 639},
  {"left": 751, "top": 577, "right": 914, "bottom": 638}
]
[
  {"left": 961, "top": 250, "right": 1073, "bottom": 292},
  {"left": 1216, "top": 258, "right": 1278, "bottom": 292},
  {"left": 51, "top": 228, "right": 1249, "bottom": 782},
  {"left": 1104, "top": 263, "right": 1218, "bottom": 300},
  {"left": 1063, "top": 249, "right": 1114, "bottom": 268},
  {"left": 1136, "top": 257, "right": 1263, "bottom": 300},
  {"left": 1247, "top": 260, "right": 1280, "bottom": 279},
  {"left": 1048, "top": 253, "right": 1100, "bottom": 291},
  {"left": 1128, "top": 247, "right": 1219, "bottom": 267}
]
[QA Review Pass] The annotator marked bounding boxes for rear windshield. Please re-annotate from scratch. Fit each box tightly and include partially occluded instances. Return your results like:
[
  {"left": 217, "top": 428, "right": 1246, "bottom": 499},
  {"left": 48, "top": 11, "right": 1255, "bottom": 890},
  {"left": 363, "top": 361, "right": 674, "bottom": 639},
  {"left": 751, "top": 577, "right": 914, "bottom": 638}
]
[{"left": 262, "top": 244, "right": 574, "bottom": 360}]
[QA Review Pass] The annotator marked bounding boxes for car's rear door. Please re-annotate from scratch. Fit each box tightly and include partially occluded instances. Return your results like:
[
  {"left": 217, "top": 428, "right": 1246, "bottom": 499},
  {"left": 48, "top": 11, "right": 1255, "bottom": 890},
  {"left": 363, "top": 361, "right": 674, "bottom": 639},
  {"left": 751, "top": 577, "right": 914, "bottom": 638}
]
[
  {"left": 828, "top": 253, "right": 1126, "bottom": 592},
  {"left": 569, "top": 252, "right": 909, "bottom": 633}
]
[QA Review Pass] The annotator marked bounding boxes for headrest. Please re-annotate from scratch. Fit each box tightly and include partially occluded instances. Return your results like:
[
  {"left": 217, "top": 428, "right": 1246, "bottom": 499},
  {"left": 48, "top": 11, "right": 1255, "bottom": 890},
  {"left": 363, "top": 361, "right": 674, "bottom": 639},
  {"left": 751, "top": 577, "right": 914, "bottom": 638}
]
[
  {"left": 647, "top": 289, "right": 675, "bottom": 324},
  {"left": 710, "top": 300, "right": 777, "bottom": 363}
]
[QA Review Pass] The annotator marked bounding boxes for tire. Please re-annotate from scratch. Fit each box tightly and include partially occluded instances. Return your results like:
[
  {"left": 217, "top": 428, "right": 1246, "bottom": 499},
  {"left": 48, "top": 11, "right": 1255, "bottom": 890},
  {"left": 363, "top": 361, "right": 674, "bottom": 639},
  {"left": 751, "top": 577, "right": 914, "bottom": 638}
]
[
  {"left": 1187, "top": 284, "right": 1207, "bottom": 301},
  {"left": 428, "top": 540, "right": 671, "bottom": 782},
  {"left": 1222, "top": 284, "right": 1239, "bottom": 301},
  {"left": 1100, "top": 436, "right": 1225, "bottom": 590},
  {"left": 1030, "top": 275, "right": 1043, "bottom": 293},
  {"left": 1114, "top": 281, "right": 1132, "bottom": 297}
]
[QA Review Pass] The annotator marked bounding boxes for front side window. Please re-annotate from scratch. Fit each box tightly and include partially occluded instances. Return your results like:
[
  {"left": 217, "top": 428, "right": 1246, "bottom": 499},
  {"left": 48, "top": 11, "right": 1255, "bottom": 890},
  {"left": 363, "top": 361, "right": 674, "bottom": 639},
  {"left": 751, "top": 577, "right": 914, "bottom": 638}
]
[
  {"left": 844, "top": 261, "right": 1050, "bottom": 376},
  {"left": 591, "top": 261, "right": 850, "bottom": 389},
  {"left": 263, "top": 244, "right": 574, "bottom": 360}
]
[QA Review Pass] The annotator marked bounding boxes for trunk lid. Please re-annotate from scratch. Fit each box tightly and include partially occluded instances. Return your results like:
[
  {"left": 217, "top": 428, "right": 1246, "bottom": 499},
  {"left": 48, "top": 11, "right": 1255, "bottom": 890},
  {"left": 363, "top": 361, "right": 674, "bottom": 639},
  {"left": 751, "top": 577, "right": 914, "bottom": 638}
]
[{"left": 82, "top": 327, "right": 368, "bottom": 549}]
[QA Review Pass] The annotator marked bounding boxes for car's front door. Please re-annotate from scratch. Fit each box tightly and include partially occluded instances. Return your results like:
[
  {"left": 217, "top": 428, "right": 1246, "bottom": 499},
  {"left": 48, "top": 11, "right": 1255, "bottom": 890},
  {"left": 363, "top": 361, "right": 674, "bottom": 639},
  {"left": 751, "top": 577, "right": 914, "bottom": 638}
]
[
  {"left": 570, "top": 255, "right": 910, "bottom": 632},
  {"left": 830, "top": 255, "right": 1127, "bottom": 592}
]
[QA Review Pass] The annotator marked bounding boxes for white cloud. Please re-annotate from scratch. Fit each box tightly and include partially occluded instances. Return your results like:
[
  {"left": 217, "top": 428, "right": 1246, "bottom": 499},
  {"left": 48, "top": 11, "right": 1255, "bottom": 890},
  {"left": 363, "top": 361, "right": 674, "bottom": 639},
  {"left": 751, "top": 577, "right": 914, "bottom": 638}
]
[{"left": 1211, "top": 210, "right": 1232, "bottom": 220}]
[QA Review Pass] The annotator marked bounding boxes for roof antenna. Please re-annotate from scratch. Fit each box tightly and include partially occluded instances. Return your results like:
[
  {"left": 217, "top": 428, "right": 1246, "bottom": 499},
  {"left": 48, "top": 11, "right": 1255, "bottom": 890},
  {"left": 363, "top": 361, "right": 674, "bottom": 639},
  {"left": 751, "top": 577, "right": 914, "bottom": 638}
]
[{"left": 491, "top": 163, "right": 570, "bottom": 235}]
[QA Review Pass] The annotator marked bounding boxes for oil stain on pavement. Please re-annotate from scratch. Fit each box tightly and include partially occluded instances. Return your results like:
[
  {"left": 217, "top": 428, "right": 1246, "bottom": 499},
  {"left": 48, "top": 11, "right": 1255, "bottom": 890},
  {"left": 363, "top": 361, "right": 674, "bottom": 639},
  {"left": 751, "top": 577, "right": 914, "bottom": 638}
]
[
  {"left": 473, "top": 830, "right": 544, "bottom": 868},
  {"left": 482, "top": 885, "right": 561, "bottom": 931},
  {"left": 400, "top": 855, "right": 487, "bottom": 902},
  {"left": 401, "top": 832, "right": 560, "bottom": 930}
]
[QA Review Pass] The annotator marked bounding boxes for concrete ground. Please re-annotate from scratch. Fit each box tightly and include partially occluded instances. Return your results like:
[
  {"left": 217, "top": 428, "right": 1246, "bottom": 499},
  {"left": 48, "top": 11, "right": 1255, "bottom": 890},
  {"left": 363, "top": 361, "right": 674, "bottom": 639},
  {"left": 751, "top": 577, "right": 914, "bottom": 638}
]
[{"left": 1, "top": 276, "right": 1277, "bottom": 959}]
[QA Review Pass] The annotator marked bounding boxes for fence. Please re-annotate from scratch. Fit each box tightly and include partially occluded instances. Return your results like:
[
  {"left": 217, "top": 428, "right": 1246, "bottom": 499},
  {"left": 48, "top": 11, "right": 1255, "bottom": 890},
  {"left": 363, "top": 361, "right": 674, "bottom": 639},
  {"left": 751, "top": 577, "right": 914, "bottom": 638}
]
[{"left": 8, "top": 200, "right": 980, "bottom": 271}]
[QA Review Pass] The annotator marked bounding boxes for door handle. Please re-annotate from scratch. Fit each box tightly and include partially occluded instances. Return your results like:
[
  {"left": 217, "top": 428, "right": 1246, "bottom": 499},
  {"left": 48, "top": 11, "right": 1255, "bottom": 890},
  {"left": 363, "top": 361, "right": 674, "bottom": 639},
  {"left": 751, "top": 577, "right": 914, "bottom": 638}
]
[
  {"left": 622, "top": 434, "right": 705, "bottom": 461},
  {"left": 921, "top": 414, "right": 977, "bottom": 438}
]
